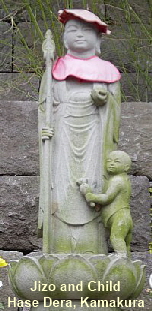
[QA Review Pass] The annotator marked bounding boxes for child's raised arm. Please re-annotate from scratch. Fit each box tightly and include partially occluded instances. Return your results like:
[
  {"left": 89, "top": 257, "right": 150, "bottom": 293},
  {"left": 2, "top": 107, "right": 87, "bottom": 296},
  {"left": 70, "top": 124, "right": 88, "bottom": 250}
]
[{"left": 86, "top": 177, "right": 122, "bottom": 205}]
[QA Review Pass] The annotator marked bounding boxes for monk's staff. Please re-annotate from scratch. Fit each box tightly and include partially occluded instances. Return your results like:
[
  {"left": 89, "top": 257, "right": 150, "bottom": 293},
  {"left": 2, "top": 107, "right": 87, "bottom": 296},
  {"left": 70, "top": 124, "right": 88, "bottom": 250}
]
[{"left": 42, "top": 30, "right": 55, "bottom": 253}]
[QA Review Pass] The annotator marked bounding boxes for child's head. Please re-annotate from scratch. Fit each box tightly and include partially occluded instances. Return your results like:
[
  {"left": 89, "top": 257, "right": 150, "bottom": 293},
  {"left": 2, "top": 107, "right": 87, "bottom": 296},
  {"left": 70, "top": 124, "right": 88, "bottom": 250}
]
[{"left": 106, "top": 151, "right": 131, "bottom": 175}]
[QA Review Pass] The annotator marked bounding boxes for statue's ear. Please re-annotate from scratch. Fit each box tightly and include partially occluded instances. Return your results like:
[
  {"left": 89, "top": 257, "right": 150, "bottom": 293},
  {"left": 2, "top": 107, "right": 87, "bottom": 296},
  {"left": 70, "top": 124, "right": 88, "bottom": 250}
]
[
  {"left": 124, "top": 164, "right": 130, "bottom": 172},
  {"left": 95, "top": 33, "right": 102, "bottom": 55}
]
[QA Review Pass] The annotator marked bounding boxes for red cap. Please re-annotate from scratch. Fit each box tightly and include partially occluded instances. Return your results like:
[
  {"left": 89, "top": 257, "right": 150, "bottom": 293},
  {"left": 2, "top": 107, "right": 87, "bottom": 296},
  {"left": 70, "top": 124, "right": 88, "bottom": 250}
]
[{"left": 58, "top": 9, "right": 111, "bottom": 35}]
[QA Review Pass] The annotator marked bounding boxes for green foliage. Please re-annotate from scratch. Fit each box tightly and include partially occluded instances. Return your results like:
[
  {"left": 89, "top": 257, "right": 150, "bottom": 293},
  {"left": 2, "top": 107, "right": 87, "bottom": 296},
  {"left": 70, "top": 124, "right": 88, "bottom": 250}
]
[
  {"left": 0, "top": 0, "right": 152, "bottom": 101},
  {"left": 0, "top": 302, "right": 4, "bottom": 310}
]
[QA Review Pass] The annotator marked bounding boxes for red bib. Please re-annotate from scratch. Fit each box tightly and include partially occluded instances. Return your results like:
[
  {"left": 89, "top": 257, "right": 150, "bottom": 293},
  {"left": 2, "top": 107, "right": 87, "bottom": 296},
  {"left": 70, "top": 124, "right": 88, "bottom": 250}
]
[{"left": 52, "top": 54, "right": 121, "bottom": 83}]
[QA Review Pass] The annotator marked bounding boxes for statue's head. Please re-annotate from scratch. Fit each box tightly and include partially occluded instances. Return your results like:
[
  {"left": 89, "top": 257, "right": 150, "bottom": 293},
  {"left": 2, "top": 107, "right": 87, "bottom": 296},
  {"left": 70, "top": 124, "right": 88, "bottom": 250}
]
[
  {"left": 58, "top": 9, "right": 110, "bottom": 57},
  {"left": 106, "top": 151, "right": 131, "bottom": 175},
  {"left": 64, "top": 19, "right": 101, "bottom": 55}
]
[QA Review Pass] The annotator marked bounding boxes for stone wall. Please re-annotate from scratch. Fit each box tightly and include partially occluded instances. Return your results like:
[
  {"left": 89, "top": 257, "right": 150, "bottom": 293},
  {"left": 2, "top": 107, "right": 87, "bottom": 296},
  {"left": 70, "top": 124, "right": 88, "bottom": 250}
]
[
  {"left": 0, "top": 99, "right": 151, "bottom": 310},
  {"left": 0, "top": 0, "right": 151, "bottom": 102},
  {"left": 0, "top": 0, "right": 152, "bottom": 310}
]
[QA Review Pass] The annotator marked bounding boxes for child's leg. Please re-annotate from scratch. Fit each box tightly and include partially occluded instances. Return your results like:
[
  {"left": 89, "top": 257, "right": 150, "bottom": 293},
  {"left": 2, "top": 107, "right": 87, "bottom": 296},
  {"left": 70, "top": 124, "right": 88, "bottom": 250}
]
[{"left": 108, "top": 210, "right": 132, "bottom": 256}]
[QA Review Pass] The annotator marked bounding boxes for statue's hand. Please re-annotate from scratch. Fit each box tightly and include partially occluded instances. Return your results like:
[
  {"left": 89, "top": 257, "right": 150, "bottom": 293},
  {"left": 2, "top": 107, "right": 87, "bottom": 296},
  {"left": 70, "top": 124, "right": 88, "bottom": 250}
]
[
  {"left": 80, "top": 183, "right": 92, "bottom": 195},
  {"left": 91, "top": 87, "right": 108, "bottom": 106},
  {"left": 76, "top": 178, "right": 92, "bottom": 195},
  {"left": 86, "top": 193, "right": 95, "bottom": 203},
  {"left": 42, "top": 127, "right": 54, "bottom": 141},
  {"left": 86, "top": 193, "right": 101, "bottom": 211}
]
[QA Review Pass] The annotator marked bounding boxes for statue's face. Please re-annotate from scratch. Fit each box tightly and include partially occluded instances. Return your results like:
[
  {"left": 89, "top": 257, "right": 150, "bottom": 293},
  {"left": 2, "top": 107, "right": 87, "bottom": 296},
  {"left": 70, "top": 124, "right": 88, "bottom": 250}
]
[
  {"left": 64, "top": 19, "right": 99, "bottom": 54},
  {"left": 106, "top": 153, "right": 127, "bottom": 175}
]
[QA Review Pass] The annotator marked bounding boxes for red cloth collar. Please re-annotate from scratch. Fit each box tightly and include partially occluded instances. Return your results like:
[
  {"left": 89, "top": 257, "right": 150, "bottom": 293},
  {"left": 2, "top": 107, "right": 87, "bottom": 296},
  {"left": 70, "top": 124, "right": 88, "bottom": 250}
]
[{"left": 52, "top": 54, "right": 121, "bottom": 83}]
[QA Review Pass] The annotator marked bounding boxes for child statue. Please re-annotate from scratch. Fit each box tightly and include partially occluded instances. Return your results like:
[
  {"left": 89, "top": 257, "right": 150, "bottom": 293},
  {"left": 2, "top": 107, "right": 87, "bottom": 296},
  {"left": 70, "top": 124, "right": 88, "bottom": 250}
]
[
  {"left": 38, "top": 9, "right": 121, "bottom": 254},
  {"left": 79, "top": 151, "right": 133, "bottom": 257}
]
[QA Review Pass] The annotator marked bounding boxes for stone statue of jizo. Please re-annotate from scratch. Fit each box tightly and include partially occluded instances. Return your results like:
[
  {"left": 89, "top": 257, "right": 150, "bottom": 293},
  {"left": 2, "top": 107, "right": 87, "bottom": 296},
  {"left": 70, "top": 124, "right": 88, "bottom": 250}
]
[
  {"left": 38, "top": 9, "right": 131, "bottom": 255},
  {"left": 8, "top": 11, "right": 145, "bottom": 310}
]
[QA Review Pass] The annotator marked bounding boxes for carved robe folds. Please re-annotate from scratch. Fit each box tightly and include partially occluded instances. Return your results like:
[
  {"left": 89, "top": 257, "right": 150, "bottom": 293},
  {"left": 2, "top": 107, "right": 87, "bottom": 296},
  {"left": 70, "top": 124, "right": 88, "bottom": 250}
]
[{"left": 38, "top": 75, "right": 121, "bottom": 254}]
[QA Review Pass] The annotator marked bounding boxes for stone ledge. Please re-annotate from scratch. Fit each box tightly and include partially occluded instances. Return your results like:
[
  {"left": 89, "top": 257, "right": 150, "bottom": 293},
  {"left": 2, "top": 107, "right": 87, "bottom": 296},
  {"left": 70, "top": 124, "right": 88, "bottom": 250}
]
[{"left": 0, "top": 176, "right": 150, "bottom": 253}]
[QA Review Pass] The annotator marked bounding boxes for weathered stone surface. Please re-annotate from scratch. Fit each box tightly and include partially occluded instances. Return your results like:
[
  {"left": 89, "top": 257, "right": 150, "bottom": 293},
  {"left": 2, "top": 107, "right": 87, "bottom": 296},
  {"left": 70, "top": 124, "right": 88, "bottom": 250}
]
[
  {"left": 0, "top": 100, "right": 39, "bottom": 175},
  {"left": 0, "top": 22, "right": 12, "bottom": 72},
  {"left": 123, "top": 252, "right": 152, "bottom": 311},
  {"left": 101, "top": 24, "right": 152, "bottom": 73},
  {"left": 0, "top": 73, "right": 39, "bottom": 100},
  {"left": 0, "top": 251, "right": 151, "bottom": 311},
  {"left": 1, "top": 101, "right": 152, "bottom": 178},
  {"left": 105, "top": 0, "right": 151, "bottom": 24},
  {"left": 0, "top": 250, "right": 23, "bottom": 311},
  {"left": 121, "top": 73, "right": 152, "bottom": 102},
  {"left": 150, "top": 182, "right": 152, "bottom": 206},
  {"left": 130, "top": 176, "right": 150, "bottom": 252},
  {"left": 0, "top": 176, "right": 41, "bottom": 252},
  {"left": 0, "top": 176, "right": 150, "bottom": 252},
  {"left": 119, "top": 102, "right": 152, "bottom": 179},
  {"left": 8, "top": 254, "right": 145, "bottom": 302}
]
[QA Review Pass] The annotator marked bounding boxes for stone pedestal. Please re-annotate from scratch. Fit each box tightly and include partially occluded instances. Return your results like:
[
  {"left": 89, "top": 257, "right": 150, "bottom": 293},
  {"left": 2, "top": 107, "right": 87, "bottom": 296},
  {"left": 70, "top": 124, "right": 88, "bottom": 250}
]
[
  {"left": 9, "top": 253, "right": 145, "bottom": 311},
  {"left": 30, "top": 301, "right": 120, "bottom": 311}
]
